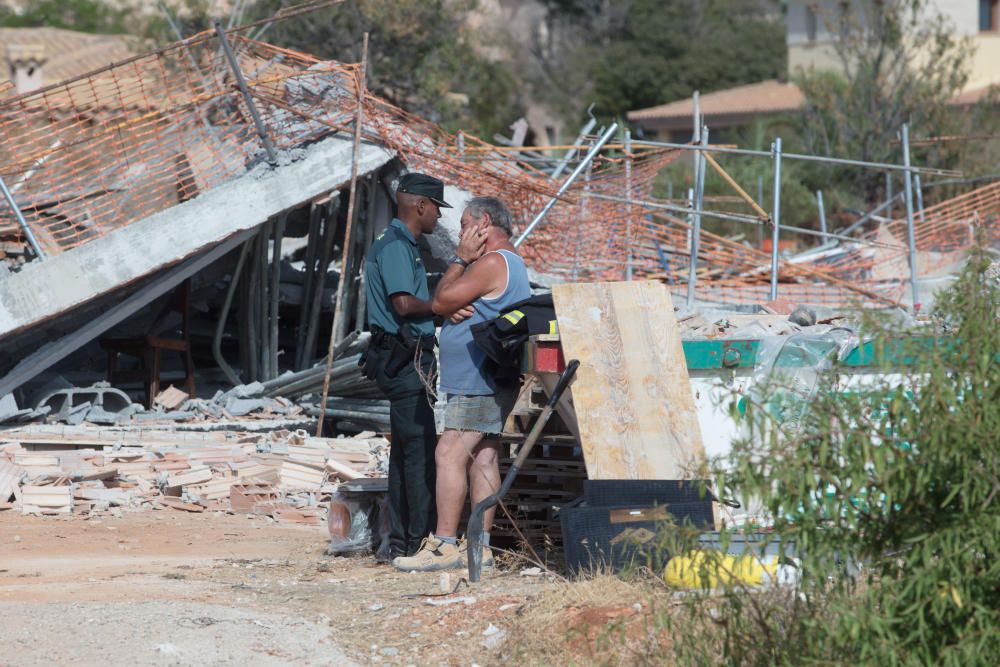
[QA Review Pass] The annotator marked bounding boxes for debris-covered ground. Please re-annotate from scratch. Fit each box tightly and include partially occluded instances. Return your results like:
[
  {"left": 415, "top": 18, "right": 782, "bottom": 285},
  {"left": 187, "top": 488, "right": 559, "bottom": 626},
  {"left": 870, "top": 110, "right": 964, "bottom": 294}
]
[{"left": 0, "top": 510, "right": 566, "bottom": 666}]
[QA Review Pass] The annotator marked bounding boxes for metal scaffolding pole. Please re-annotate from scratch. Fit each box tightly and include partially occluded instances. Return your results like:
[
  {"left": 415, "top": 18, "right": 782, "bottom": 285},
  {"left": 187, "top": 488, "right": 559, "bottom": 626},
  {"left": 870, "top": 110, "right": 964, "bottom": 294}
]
[
  {"left": 589, "top": 193, "right": 902, "bottom": 249},
  {"left": 215, "top": 21, "right": 279, "bottom": 166},
  {"left": 769, "top": 137, "right": 783, "bottom": 302},
  {"left": 551, "top": 117, "right": 597, "bottom": 180},
  {"left": 816, "top": 190, "right": 827, "bottom": 236},
  {"left": 914, "top": 173, "right": 925, "bottom": 223},
  {"left": 513, "top": 122, "right": 618, "bottom": 248},
  {"left": 686, "top": 125, "right": 708, "bottom": 309},
  {"left": 628, "top": 138, "right": 959, "bottom": 177},
  {"left": 901, "top": 124, "right": 920, "bottom": 310},
  {"left": 885, "top": 172, "right": 893, "bottom": 219},
  {"left": 0, "top": 174, "right": 45, "bottom": 260}
]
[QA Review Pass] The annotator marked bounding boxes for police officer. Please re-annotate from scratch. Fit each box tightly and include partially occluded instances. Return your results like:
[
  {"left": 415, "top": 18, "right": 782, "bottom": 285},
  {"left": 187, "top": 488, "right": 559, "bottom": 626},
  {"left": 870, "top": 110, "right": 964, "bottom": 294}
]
[{"left": 363, "top": 172, "right": 456, "bottom": 559}]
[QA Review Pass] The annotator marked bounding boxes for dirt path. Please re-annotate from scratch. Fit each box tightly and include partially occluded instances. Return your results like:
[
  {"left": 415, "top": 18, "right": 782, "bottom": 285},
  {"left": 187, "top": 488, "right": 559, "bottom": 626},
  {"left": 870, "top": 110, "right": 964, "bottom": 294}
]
[{"left": 0, "top": 510, "right": 555, "bottom": 665}]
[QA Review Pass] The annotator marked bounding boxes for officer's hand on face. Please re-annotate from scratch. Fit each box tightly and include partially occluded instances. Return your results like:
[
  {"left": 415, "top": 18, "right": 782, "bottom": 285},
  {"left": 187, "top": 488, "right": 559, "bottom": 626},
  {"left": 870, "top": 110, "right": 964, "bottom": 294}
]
[
  {"left": 457, "top": 219, "right": 489, "bottom": 263},
  {"left": 449, "top": 304, "right": 475, "bottom": 324}
]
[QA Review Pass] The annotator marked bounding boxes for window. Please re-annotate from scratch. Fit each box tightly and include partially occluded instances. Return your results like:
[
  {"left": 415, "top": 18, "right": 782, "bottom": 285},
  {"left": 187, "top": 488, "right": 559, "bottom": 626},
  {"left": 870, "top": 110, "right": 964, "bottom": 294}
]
[
  {"left": 981, "top": 0, "right": 999, "bottom": 32},
  {"left": 806, "top": 6, "right": 819, "bottom": 42}
]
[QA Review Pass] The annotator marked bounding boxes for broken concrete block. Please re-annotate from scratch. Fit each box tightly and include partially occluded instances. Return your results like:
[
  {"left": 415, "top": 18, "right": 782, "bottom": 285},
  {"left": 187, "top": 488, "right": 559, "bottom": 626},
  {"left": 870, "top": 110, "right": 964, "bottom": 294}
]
[
  {"left": 84, "top": 406, "right": 122, "bottom": 425},
  {"left": 0, "top": 393, "right": 18, "bottom": 421},
  {"left": 36, "top": 382, "right": 132, "bottom": 421},
  {"left": 65, "top": 401, "right": 93, "bottom": 426},
  {"left": 224, "top": 397, "right": 271, "bottom": 417},
  {"left": 219, "top": 382, "right": 266, "bottom": 403}
]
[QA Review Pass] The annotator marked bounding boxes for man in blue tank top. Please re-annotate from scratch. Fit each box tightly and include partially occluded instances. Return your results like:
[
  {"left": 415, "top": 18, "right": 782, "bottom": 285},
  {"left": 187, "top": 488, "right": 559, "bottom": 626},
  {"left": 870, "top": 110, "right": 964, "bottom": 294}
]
[{"left": 392, "top": 197, "right": 531, "bottom": 572}]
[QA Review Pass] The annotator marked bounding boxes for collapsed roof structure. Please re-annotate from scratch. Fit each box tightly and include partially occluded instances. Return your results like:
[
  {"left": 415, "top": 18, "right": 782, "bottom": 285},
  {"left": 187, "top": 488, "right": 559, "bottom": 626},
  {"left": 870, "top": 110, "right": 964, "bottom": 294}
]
[{"left": 0, "top": 18, "right": 997, "bottom": 403}]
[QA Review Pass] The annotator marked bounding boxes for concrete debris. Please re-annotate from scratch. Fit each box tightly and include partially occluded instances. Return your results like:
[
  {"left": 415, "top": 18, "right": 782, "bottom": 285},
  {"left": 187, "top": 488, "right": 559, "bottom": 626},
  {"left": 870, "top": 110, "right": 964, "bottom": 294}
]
[
  {"left": 678, "top": 307, "right": 853, "bottom": 340},
  {"left": 0, "top": 423, "right": 390, "bottom": 522},
  {"left": 22, "top": 379, "right": 317, "bottom": 429}
]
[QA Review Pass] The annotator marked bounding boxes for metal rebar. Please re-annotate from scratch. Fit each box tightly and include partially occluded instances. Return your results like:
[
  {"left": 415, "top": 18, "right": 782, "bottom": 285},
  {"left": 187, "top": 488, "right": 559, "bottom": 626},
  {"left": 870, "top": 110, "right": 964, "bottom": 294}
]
[
  {"left": 901, "top": 124, "right": 920, "bottom": 310},
  {"left": 686, "top": 125, "right": 708, "bottom": 308},
  {"left": 816, "top": 190, "right": 827, "bottom": 236},
  {"left": 513, "top": 122, "right": 619, "bottom": 248},
  {"left": 318, "top": 32, "right": 368, "bottom": 436},
  {"left": 215, "top": 20, "right": 279, "bottom": 166},
  {"left": 769, "top": 137, "right": 783, "bottom": 302},
  {"left": 0, "top": 174, "right": 45, "bottom": 260}
]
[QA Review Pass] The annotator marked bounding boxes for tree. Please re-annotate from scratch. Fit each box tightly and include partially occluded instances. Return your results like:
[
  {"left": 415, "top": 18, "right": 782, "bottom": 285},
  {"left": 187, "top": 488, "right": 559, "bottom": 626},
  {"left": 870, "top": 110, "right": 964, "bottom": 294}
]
[
  {"left": 796, "top": 0, "right": 972, "bottom": 203},
  {"left": 0, "top": 0, "right": 129, "bottom": 33},
  {"left": 243, "top": 0, "right": 522, "bottom": 139},
  {"left": 522, "top": 0, "right": 785, "bottom": 125}
]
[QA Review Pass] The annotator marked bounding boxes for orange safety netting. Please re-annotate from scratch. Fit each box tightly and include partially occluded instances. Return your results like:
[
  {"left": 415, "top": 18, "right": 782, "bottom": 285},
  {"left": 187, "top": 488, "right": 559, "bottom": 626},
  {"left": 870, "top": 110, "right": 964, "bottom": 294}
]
[{"left": 1, "top": 31, "right": 997, "bottom": 310}]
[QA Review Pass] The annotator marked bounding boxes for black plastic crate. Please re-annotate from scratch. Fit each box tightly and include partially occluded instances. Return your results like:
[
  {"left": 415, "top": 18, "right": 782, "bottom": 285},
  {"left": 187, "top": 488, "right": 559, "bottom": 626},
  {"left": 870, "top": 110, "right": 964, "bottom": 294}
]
[
  {"left": 583, "top": 479, "right": 712, "bottom": 507},
  {"left": 560, "top": 501, "right": 714, "bottom": 576}
]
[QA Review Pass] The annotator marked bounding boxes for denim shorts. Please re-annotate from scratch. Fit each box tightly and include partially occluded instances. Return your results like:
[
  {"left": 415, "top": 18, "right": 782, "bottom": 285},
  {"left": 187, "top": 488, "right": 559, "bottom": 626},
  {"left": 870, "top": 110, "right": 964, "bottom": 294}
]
[{"left": 442, "top": 386, "right": 518, "bottom": 434}]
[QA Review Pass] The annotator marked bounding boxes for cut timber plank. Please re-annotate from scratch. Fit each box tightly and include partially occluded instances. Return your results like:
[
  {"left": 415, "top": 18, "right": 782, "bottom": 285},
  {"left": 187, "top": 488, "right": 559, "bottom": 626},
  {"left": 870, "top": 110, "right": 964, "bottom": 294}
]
[
  {"left": 165, "top": 466, "right": 213, "bottom": 488},
  {"left": 21, "top": 485, "right": 73, "bottom": 513},
  {"left": 552, "top": 281, "right": 706, "bottom": 480}
]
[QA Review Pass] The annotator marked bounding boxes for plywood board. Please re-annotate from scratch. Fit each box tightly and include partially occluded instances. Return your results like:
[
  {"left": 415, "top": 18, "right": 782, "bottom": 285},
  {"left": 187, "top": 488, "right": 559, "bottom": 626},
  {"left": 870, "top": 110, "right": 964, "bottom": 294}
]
[{"left": 552, "top": 281, "right": 705, "bottom": 480}]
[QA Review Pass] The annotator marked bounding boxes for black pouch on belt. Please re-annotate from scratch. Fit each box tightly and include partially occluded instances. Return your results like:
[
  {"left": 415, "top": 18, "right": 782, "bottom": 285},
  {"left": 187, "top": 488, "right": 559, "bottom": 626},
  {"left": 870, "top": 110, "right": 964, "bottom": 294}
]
[
  {"left": 359, "top": 329, "right": 385, "bottom": 381},
  {"left": 384, "top": 328, "right": 417, "bottom": 379}
]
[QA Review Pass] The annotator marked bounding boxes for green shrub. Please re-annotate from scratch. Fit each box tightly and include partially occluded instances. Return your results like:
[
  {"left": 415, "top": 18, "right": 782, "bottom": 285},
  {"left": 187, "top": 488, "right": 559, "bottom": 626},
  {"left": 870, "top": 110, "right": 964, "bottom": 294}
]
[{"left": 671, "top": 241, "right": 1000, "bottom": 665}]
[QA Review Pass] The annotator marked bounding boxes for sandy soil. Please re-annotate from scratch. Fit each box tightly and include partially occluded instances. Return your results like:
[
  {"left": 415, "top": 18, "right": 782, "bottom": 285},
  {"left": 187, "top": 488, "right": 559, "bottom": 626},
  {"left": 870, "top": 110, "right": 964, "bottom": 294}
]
[{"left": 0, "top": 509, "right": 555, "bottom": 666}]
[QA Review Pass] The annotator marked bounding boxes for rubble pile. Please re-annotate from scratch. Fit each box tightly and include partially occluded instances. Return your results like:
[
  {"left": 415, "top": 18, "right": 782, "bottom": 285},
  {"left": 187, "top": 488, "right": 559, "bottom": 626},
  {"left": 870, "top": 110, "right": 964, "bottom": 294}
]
[
  {"left": 1, "top": 331, "right": 391, "bottom": 433},
  {"left": 0, "top": 425, "right": 388, "bottom": 522},
  {"left": 678, "top": 309, "right": 852, "bottom": 340}
]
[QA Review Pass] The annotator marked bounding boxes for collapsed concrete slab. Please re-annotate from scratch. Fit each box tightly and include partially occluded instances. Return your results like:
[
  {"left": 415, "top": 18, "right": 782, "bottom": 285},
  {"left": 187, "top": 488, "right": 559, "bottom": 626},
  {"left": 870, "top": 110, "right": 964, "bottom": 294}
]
[
  {"left": 0, "top": 134, "right": 393, "bottom": 339},
  {"left": 0, "top": 135, "right": 394, "bottom": 395}
]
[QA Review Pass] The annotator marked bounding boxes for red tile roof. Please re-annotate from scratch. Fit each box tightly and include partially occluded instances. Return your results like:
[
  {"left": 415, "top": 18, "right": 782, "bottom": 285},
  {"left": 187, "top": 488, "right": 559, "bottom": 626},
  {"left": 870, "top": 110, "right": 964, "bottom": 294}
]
[
  {"left": 0, "top": 27, "right": 138, "bottom": 92},
  {"left": 627, "top": 80, "right": 805, "bottom": 131}
]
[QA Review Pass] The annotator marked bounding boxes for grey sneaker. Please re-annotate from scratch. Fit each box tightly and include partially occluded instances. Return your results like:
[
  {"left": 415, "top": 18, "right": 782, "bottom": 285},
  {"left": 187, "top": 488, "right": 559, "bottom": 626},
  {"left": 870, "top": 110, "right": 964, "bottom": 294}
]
[{"left": 391, "top": 535, "right": 464, "bottom": 572}]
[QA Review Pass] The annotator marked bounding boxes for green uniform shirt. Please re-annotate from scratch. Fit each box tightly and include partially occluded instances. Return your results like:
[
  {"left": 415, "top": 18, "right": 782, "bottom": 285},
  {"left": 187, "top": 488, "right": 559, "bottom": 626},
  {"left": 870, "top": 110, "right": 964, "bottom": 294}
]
[{"left": 364, "top": 218, "right": 435, "bottom": 336}]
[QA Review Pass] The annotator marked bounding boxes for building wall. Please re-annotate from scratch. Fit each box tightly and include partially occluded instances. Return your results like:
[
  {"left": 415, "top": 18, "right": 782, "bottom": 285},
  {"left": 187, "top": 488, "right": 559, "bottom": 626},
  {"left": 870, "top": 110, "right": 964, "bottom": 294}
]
[
  {"left": 969, "top": 32, "right": 1000, "bottom": 89},
  {"left": 786, "top": 0, "right": 1000, "bottom": 91}
]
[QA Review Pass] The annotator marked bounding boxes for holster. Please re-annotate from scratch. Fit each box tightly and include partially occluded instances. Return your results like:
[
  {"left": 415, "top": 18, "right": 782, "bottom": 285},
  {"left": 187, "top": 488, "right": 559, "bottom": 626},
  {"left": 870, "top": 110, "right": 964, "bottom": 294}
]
[{"left": 361, "top": 327, "right": 435, "bottom": 380}]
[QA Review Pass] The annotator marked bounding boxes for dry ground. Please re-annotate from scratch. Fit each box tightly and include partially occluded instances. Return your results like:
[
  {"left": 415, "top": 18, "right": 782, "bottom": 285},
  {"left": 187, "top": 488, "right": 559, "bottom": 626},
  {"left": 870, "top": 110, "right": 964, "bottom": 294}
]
[{"left": 0, "top": 509, "right": 571, "bottom": 666}]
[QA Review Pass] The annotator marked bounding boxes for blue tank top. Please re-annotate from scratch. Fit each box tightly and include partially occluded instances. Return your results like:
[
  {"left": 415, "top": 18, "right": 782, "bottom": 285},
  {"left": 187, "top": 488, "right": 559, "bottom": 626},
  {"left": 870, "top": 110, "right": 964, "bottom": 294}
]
[{"left": 439, "top": 249, "right": 532, "bottom": 395}]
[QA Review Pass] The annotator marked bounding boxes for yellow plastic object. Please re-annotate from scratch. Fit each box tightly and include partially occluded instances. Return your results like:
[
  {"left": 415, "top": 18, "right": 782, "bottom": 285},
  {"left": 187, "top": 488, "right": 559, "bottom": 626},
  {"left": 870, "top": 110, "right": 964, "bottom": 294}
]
[{"left": 664, "top": 550, "right": 780, "bottom": 588}]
